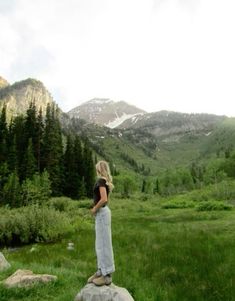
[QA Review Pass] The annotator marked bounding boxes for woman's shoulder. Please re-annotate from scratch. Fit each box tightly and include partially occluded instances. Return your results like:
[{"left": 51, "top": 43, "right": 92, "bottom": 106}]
[{"left": 96, "top": 177, "right": 107, "bottom": 186}]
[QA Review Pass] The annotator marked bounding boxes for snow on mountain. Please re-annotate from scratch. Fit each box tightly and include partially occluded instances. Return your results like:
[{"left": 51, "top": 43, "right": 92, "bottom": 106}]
[
  {"left": 105, "top": 112, "right": 143, "bottom": 129},
  {"left": 68, "top": 98, "right": 146, "bottom": 128}
]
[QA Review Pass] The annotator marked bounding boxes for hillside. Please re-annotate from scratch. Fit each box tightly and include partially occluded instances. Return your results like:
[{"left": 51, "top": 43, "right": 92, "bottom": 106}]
[
  {"left": 0, "top": 78, "right": 54, "bottom": 119},
  {"left": 1, "top": 75, "right": 235, "bottom": 177}
]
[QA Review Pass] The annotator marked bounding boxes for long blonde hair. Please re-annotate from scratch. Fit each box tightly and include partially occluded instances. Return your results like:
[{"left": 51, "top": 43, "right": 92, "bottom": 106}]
[{"left": 96, "top": 160, "right": 114, "bottom": 192}]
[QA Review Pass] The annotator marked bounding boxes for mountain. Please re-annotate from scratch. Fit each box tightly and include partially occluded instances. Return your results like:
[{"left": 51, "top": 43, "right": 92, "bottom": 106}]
[
  {"left": 119, "top": 110, "right": 226, "bottom": 138},
  {"left": 67, "top": 98, "right": 146, "bottom": 128},
  {"left": 0, "top": 77, "right": 54, "bottom": 119},
  {"left": 1, "top": 75, "right": 234, "bottom": 176},
  {"left": 0, "top": 76, "right": 9, "bottom": 89}
]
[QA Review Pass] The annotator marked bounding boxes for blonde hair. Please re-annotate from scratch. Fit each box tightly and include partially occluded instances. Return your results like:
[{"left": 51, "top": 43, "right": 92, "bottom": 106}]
[{"left": 96, "top": 160, "right": 114, "bottom": 191}]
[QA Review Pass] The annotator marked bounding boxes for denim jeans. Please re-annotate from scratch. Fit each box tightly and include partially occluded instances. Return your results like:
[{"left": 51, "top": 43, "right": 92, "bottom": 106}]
[{"left": 95, "top": 206, "right": 115, "bottom": 276}]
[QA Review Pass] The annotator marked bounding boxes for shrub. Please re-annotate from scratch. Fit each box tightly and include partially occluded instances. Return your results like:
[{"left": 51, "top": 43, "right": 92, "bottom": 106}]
[
  {"left": 0, "top": 205, "right": 74, "bottom": 246},
  {"left": 49, "top": 197, "right": 70, "bottom": 211},
  {"left": 21, "top": 171, "right": 52, "bottom": 205},
  {"left": 161, "top": 200, "right": 195, "bottom": 209},
  {"left": 196, "top": 201, "right": 233, "bottom": 211}
]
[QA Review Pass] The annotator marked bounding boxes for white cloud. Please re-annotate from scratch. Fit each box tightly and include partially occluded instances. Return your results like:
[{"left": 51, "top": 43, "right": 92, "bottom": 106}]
[{"left": 0, "top": 0, "right": 235, "bottom": 116}]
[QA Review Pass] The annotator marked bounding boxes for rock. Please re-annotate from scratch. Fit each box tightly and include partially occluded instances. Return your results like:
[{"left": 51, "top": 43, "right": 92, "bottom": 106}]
[
  {"left": 0, "top": 76, "right": 9, "bottom": 89},
  {"left": 3, "top": 269, "right": 57, "bottom": 288},
  {"left": 74, "top": 283, "right": 135, "bottom": 301},
  {"left": 0, "top": 252, "right": 11, "bottom": 272}
]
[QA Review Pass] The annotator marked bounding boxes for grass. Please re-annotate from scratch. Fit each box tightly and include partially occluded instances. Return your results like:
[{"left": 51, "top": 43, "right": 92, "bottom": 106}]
[{"left": 1, "top": 196, "right": 235, "bottom": 301}]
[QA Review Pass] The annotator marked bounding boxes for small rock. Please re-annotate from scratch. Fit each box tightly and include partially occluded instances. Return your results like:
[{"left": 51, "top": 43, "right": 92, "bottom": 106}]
[
  {"left": 3, "top": 269, "right": 57, "bottom": 288},
  {"left": 0, "top": 252, "right": 11, "bottom": 272},
  {"left": 67, "top": 242, "right": 75, "bottom": 250},
  {"left": 74, "top": 283, "right": 135, "bottom": 301}
]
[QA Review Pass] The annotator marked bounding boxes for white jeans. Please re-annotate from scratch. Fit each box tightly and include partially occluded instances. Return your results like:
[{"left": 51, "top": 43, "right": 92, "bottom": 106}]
[{"left": 95, "top": 206, "right": 115, "bottom": 276}]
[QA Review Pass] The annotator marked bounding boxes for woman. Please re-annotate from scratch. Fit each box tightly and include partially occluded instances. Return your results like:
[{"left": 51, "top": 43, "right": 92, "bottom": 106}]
[{"left": 88, "top": 160, "right": 115, "bottom": 286}]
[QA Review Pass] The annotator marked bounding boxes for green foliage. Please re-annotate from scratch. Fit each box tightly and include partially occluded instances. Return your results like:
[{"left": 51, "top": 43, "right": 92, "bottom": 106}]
[
  {"left": 2, "top": 171, "right": 22, "bottom": 207},
  {"left": 0, "top": 205, "right": 74, "bottom": 246},
  {"left": 42, "top": 104, "right": 64, "bottom": 195},
  {"left": 21, "top": 171, "right": 52, "bottom": 206},
  {"left": 0, "top": 103, "right": 95, "bottom": 203},
  {"left": 115, "top": 174, "right": 137, "bottom": 198},
  {"left": 196, "top": 201, "right": 233, "bottom": 211},
  {"left": 161, "top": 199, "right": 195, "bottom": 209},
  {"left": 49, "top": 197, "right": 70, "bottom": 212},
  {"left": 1, "top": 196, "right": 235, "bottom": 301},
  {"left": 83, "top": 139, "right": 95, "bottom": 198}
]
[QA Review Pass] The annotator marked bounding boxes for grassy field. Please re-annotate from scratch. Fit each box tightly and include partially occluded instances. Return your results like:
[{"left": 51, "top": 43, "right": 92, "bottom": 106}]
[{"left": 1, "top": 195, "right": 235, "bottom": 301}]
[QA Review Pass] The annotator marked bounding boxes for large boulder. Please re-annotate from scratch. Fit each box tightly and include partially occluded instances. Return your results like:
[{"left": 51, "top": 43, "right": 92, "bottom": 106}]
[
  {"left": 0, "top": 252, "right": 11, "bottom": 272},
  {"left": 3, "top": 269, "right": 57, "bottom": 288},
  {"left": 74, "top": 283, "right": 135, "bottom": 301}
]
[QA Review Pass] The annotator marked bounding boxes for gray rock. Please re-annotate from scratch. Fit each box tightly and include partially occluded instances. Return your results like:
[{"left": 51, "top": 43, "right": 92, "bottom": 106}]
[
  {"left": 0, "top": 252, "right": 11, "bottom": 272},
  {"left": 74, "top": 283, "right": 135, "bottom": 301},
  {"left": 3, "top": 269, "right": 57, "bottom": 288}
]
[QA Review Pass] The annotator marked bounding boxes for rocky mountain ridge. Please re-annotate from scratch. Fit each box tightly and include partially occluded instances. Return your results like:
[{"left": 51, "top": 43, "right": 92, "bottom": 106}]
[
  {"left": 0, "top": 75, "right": 234, "bottom": 174},
  {"left": 68, "top": 98, "right": 145, "bottom": 128},
  {"left": 0, "top": 78, "right": 54, "bottom": 119}
]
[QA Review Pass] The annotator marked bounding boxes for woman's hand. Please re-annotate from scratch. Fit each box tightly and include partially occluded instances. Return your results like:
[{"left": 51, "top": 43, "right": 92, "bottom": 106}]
[{"left": 91, "top": 207, "right": 97, "bottom": 215}]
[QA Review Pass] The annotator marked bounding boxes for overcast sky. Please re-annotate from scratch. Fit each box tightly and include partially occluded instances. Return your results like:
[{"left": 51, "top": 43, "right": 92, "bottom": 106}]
[{"left": 0, "top": 0, "right": 235, "bottom": 116}]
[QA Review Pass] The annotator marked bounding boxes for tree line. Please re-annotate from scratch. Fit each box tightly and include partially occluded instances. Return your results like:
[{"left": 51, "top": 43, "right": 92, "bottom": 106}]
[{"left": 0, "top": 102, "right": 95, "bottom": 207}]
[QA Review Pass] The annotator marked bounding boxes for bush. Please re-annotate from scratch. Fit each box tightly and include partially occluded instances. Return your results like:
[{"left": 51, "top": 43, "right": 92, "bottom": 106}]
[
  {"left": 21, "top": 171, "right": 52, "bottom": 206},
  {"left": 161, "top": 199, "right": 195, "bottom": 209},
  {"left": 49, "top": 197, "right": 70, "bottom": 211},
  {"left": 196, "top": 201, "right": 233, "bottom": 211},
  {"left": 0, "top": 205, "right": 74, "bottom": 246}
]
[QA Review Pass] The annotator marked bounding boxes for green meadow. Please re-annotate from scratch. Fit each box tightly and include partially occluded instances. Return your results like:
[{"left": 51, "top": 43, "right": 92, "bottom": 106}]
[{"left": 0, "top": 194, "right": 235, "bottom": 301}]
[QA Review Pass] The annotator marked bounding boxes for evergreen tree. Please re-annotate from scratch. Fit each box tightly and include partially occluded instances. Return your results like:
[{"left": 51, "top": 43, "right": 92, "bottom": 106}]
[
  {"left": 7, "top": 134, "right": 17, "bottom": 172},
  {"left": 24, "top": 138, "right": 37, "bottom": 179},
  {"left": 0, "top": 162, "right": 10, "bottom": 205},
  {"left": 42, "top": 104, "right": 63, "bottom": 195},
  {"left": 83, "top": 139, "right": 95, "bottom": 198},
  {"left": 2, "top": 171, "right": 22, "bottom": 207},
  {"left": 12, "top": 116, "right": 27, "bottom": 182},
  {"left": 73, "top": 135, "right": 84, "bottom": 199},
  {"left": 141, "top": 179, "right": 146, "bottom": 193},
  {"left": 35, "top": 108, "right": 44, "bottom": 171},
  {"left": 63, "top": 135, "right": 77, "bottom": 198},
  {"left": 153, "top": 178, "right": 160, "bottom": 194},
  {"left": 0, "top": 106, "right": 8, "bottom": 164}
]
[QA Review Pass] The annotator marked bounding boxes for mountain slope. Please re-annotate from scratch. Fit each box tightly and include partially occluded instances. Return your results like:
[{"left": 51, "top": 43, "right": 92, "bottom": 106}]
[
  {"left": 0, "top": 77, "right": 54, "bottom": 119},
  {"left": 1, "top": 75, "right": 234, "bottom": 177},
  {"left": 0, "top": 76, "right": 9, "bottom": 89},
  {"left": 67, "top": 98, "right": 145, "bottom": 128}
]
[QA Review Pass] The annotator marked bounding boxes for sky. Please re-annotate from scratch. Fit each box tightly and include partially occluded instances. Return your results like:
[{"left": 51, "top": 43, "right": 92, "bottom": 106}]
[{"left": 0, "top": 0, "right": 235, "bottom": 116}]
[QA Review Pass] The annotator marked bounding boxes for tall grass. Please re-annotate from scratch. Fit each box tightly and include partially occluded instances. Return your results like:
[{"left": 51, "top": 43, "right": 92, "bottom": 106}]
[{"left": 0, "top": 196, "right": 235, "bottom": 300}]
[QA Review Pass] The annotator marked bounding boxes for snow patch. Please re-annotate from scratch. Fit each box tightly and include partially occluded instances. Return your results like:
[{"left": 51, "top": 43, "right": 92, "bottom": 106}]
[
  {"left": 105, "top": 113, "right": 140, "bottom": 128},
  {"left": 89, "top": 98, "right": 112, "bottom": 105}
]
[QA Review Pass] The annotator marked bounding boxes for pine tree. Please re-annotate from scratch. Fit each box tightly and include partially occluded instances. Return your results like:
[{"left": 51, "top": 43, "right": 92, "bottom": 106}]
[
  {"left": 35, "top": 108, "right": 44, "bottom": 172},
  {"left": 141, "top": 179, "right": 146, "bottom": 193},
  {"left": 83, "top": 139, "right": 95, "bottom": 198},
  {"left": 11, "top": 116, "right": 27, "bottom": 182},
  {"left": 2, "top": 171, "right": 22, "bottom": 207},
  {"left": 73, "top": 135, "right": 84, "bottom": 199},
  {"left": 0, "top": 106, "right": 8, "bottom": 164},
  {"left": 25, "top": 138, "right": 37, "bottom": 179},
  {"left": 63, "top": 135, "right": 77, "bottom": 198},
  {"left": 7, "top": 134, "right": 17, "bottom": 172},
  {"left": 42, "top": 104, "right": 63, "bottom": 195}
]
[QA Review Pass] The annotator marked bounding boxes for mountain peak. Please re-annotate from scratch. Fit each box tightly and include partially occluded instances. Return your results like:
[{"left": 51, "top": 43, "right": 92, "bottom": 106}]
[
  {"left": 68, "top": 98, "right": 145, "bottom": 128},
  {"left": 0, "top": 76, "right": 9, "bottom": 89},
  {"left": 87, "top": 98, "right": 114, "bottom": 105}
]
